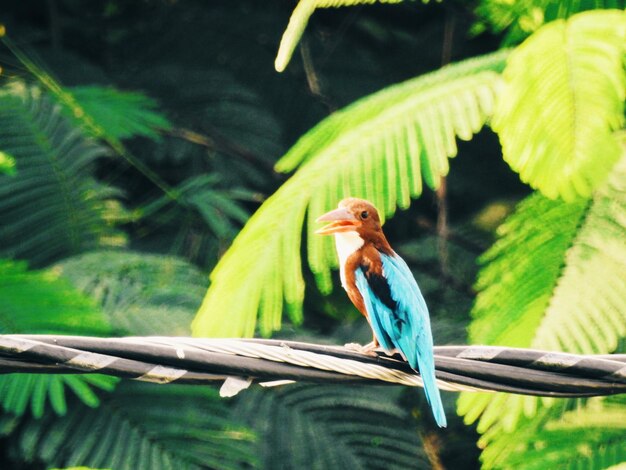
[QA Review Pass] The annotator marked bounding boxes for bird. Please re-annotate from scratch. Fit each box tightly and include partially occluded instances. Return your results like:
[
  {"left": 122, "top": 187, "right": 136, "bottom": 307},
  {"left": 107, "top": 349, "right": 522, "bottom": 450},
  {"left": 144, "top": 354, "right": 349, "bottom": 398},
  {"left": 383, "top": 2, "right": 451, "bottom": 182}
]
[{"left": 316, "top": 197, "right": 446, "bottom": 427}]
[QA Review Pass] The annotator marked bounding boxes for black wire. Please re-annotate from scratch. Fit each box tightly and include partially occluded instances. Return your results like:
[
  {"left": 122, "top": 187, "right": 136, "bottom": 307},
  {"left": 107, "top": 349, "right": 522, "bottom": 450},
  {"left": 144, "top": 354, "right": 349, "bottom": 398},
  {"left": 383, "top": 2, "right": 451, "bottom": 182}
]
[{"left": 3, "top": 335, "right": 625, "bottom": 397}]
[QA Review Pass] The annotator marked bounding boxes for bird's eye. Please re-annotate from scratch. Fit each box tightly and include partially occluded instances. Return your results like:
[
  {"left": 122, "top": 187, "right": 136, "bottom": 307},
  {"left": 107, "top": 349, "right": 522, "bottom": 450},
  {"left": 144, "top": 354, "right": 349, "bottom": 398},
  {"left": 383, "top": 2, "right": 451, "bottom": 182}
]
[{"left": 360, "top": 211, "right": 369, "bottom": 219}]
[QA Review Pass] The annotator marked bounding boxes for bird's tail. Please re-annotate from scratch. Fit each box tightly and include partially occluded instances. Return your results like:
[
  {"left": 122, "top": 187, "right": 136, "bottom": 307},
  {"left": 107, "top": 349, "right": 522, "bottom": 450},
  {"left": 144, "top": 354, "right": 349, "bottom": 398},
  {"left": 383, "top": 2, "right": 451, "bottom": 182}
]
[{"left": 416, "top": 351, "right": 447, "bottom": 428}]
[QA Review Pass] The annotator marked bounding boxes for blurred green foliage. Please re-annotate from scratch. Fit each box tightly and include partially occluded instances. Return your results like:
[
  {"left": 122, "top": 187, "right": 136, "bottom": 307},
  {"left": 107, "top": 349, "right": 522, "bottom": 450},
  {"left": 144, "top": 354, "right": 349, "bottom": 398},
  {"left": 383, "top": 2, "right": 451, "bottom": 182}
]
[{"left": 0, "top": 0, "right": 624, "bottom": 469}]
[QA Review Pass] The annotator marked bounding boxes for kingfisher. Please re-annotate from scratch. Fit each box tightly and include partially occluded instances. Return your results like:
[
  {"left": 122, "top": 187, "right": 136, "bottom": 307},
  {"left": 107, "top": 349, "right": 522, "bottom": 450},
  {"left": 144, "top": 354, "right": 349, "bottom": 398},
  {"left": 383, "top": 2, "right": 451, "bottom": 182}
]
[{"left": 316, "top": 198, "right": 446, "bottom": 427}]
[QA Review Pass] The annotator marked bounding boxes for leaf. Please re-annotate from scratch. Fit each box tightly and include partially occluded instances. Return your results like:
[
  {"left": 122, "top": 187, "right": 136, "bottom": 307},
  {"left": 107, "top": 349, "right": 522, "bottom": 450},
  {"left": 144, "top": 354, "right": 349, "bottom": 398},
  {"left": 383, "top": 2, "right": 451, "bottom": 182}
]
[
  {"left": 0, "top": 259, "right": 118, "bottom": 417},
  {"left": 67, "top": 86, "right": 171, "bottom": 141},
  {"left": 11, "top": 382, "right": 257, "bottom": 470},
  {"left": 493, "top": 10, "right": 626, "bottom": 200},
  {"left": 0, "top": 150, "right": 16, "bottom": 175},
  {"left": 275, "top": 0, "right": 408, "bottom": 72},
  {"left": 0, "top": 260, "right": 111, "bottom": 335},
  {"left": 0, "top": 82, "right": 126, "bottom": 266},
  {"left": 475, "top": 0, "right": 626, "bottom": 44},
  {"left": 193, "top": 51, "right": 506, "bottom": 337},
  {"left": 140, "top": 174, "right": 255, "bottom": 241},
  {"left": 469, "top": 155, "right": 626, "bottom": 351},
  {"left": 55, "top": 251, "right": 208, "bottom": 336},
  {"left": 492, "top": 397, "right": 626, "bottom": 470},
  {"left": 234, "top": 384, "right": 428, "bottom": 469},
  {"left": 457, "top": 152, "right": 626, "bottom": 465}
]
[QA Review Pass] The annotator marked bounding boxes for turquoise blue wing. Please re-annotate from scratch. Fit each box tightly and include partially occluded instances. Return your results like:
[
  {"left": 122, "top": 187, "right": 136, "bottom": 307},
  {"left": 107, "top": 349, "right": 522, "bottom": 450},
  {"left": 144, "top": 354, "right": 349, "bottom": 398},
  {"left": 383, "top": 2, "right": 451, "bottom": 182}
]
[
  {"left": 354, "top": 268, "right": 396, "bottom": 352},
  {"left": 354, "top": 252, "right": 447, "bottom": 427}
]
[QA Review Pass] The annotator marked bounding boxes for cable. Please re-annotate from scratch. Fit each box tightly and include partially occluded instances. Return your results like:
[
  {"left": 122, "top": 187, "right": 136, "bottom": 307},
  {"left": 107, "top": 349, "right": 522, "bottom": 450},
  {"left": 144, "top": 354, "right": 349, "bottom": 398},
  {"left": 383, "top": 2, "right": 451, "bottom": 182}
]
[{"left": 0, "top": 335, "right": 624, "bottom": 397}]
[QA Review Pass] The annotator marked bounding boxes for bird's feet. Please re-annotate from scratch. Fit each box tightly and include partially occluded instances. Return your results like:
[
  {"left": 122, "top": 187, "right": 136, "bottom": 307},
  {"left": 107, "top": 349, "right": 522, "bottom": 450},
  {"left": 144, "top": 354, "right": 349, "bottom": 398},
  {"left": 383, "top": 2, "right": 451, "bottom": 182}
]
[{"left": 343, "top": 341, "right": 379, "bottom": 357}]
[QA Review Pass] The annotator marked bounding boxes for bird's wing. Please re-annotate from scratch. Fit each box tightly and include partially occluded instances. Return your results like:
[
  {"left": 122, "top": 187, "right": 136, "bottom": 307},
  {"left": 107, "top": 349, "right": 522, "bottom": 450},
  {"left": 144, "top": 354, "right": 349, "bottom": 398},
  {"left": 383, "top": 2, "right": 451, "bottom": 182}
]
[
  {"left": 354, "top": 266, "right": 396, "bottom": 352},
  {"left": 354, "top": 252, "right": 447, "bottom": 427},
  {"left": 354, "top": 252, "right": 433, "bottom": 368}
]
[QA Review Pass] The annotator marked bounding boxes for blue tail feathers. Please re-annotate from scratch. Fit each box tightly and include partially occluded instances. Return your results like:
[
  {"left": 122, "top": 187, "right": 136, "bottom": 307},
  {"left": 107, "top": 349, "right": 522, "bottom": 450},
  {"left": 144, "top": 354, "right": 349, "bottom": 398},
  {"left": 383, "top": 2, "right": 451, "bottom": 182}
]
[{"left": 417, "top": 351, "right": 447, "bottom": 428}]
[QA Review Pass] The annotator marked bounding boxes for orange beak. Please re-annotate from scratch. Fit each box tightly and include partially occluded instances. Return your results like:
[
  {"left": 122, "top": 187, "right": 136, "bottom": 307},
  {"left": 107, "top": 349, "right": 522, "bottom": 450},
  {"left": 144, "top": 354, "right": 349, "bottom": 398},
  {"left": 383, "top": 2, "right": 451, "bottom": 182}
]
[{"left": 315, "top": 207, "right": 359, "bottom": 235}]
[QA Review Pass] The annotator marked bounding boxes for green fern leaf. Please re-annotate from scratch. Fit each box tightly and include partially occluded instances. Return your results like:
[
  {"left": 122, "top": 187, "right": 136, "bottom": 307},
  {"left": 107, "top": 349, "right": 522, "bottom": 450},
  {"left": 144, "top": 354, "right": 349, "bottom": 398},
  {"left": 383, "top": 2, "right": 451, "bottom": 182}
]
[
  {"left": 1, "top": 38, "right": 181, "bottom": 205},
  {"left": 56, "top": 251, "right": 207, "bottom": 336},
  {"left": 193, "top": 51, "right": 506, "bottom": 337},
  {"left": 275, "top": 0, "right": 415, "bottom": 72},
  {"left": 0, "top": 260, "right": 111, "bottom": 335},
  {"left": 475, "top": 0, "right": 626, "bottom": 44},
  {"left": 0, "top": 259, "right": 118, "bottom": 417},
  {"left": 0, "top": 82, "right": 126, "bottom": 265},
  {"left": 493, "top": 10, "right": 626, "bottom": 200},
  {"left": 469, "top": 151, "right": 626, "bottom": 352},
  {"left": 494, "top": 397, "right": 626, "bottom": 470},
  {"left": 457, "top": 153, "right": 626, "bottom": 465},
  {"left": 140, "top": 174, "right": 254, "bottom": 241},
  {"left": 235, "top": 384, "right": 428, "bottom": 469},
  {"left": 67, "top": 86, "right": 171, "bottom": 141},
  {"left": 12, "top": 382, "right": 257, "bottom": 470}
]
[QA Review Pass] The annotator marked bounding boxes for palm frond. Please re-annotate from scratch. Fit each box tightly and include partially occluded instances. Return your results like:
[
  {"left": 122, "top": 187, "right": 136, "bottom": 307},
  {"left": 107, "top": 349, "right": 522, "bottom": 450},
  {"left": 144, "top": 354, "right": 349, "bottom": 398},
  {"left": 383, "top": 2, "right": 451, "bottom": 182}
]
[
  {"left": 140, "top": 174, "right": 255, "bottom": 241},
  {"left": 0, "top": 375, "right": 117, "bottom": 420},
  {"left": 0, "top": 82, "right": 125, "bottom": 266},
  {"left": 475, "top": 0, "right": 625, "bottom": 44},
  {"left": 470, "top": 151, "right": 626, "bottom": 352},
  {"left": 2, "top": 36, "right": 181, "bottom": 203},
  {"left": 457, "top": 153, "right": 626, "bottom": 465},
  {"left": 488, "top": 397, "right": 626, "bottom": 470},
  {"left": 0, "top": 260, "right": 118, "bottom": 417},
  {"left": 275, "top": 0, "right": 409, "bottom": 72},
  {"left": 193, "top": 51, "right": 506, "bottom": 337},
  {"left": 493, "top": 10, "right": 626, "bottom": 200},
  {"left": 67, "top": 86, "right": 171, "bottom": 141},
  {"left": 234, "top": 384, "right": 428, "bottom": 469},
  {"left": 10, "top": 382, "right": 257, "bottom": 470},
  {"left": 56, "top": 251, "right": 207, "bottom": 336},
  {"left": 502, "top": 398, "right": 626, "bottom": 470}
]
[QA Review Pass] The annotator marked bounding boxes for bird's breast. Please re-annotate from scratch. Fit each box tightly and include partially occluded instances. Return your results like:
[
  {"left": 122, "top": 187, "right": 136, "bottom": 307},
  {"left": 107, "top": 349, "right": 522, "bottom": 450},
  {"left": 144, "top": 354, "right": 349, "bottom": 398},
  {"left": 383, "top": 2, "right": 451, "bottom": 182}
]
[{"left": 333, "top": 231, "right": 364, "bottom": 289}]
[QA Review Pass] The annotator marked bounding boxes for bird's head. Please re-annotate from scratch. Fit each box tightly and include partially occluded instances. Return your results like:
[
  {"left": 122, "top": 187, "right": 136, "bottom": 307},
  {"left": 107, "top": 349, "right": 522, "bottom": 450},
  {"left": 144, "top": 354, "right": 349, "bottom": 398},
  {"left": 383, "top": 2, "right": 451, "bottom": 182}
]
[{"left": 315, "top": 198, "right": 383, "bottom": 239}]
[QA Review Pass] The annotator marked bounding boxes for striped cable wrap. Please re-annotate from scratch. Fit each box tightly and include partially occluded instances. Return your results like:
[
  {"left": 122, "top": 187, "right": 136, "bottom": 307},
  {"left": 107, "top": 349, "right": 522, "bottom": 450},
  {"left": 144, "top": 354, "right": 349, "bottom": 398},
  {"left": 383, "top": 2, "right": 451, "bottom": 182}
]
[{"left": 0, "top": 335, "right": 624, "bottom": 397}]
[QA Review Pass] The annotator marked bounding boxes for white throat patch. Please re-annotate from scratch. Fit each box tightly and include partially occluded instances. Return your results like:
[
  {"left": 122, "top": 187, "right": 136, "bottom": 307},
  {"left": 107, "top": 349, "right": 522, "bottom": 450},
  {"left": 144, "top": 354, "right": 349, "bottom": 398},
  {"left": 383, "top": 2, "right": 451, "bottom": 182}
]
[{"left": 334, "top": 231, "right": 364, "bottom": 288}]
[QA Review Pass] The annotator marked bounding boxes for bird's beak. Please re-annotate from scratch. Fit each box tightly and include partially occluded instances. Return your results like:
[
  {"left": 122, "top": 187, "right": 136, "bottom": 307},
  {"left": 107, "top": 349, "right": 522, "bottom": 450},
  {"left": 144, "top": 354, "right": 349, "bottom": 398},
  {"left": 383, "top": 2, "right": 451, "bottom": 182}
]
[{"left": 315, "top": 207, "right": 359, "bottom": 235}]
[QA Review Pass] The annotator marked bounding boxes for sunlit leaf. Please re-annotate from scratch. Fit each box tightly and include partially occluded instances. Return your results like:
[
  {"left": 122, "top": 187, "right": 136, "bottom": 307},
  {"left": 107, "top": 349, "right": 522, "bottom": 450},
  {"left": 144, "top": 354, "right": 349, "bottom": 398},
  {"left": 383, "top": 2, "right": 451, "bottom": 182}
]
[
  {"left": 490, "top": 397, "right": 626, "bottom": 470},
  {"left": 475, "top": 0, "right": 625, "bottom": 44},
  {"left": 458, "top": 152, "right": 626, "bottom": 466},
  {"left": 0, "top": 150, "right": 16, "bottom": 175},
  {"left": 493, "top": 10, "right": 626, "bottom": 200}
]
